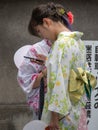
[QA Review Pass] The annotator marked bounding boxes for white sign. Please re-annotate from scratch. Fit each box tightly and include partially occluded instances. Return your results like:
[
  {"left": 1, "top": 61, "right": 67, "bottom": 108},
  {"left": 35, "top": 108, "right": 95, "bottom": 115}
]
[{"left": 84, "top": 41, "right": 98, "bottom": 130}]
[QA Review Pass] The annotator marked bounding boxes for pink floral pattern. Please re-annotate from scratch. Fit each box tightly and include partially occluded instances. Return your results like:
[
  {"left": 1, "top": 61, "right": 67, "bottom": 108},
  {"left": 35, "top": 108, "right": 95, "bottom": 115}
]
[{"left": 17, "top": 40, "right": 51, "bottom": 112}]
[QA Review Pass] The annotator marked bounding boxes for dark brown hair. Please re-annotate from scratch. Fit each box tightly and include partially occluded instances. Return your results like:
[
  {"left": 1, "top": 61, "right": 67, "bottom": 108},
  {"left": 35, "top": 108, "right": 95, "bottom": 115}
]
[{"left": 28, "top": 2, "right": 72, "bottom": 36}]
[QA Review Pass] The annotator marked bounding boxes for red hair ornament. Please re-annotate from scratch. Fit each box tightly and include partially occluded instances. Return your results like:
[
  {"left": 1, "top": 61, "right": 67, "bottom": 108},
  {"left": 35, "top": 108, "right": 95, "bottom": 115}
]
[{"left": 67, "top": 11, "right": 74, "bottom": 24}]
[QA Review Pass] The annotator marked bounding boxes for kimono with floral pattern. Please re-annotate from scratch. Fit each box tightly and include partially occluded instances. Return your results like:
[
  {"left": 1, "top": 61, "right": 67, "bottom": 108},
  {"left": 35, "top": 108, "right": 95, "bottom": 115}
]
[
  {"left": 41, "top": 31, "right": 89, "bottom": 130},
  {"left": 17, "top": 40, "right": 51, "bottom": 112}
]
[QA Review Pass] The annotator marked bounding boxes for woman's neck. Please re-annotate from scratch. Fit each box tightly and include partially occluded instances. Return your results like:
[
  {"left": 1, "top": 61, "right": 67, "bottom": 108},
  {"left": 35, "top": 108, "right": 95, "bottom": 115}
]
[{"left": 54, "top": 22, "right": 71, "bottom": 37}]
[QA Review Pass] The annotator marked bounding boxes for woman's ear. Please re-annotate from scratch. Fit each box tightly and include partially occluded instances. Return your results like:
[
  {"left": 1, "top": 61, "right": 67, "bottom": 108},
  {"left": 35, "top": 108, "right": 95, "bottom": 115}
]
[{"left": 43, "top": 18, "right": 52, "bottom": 28}]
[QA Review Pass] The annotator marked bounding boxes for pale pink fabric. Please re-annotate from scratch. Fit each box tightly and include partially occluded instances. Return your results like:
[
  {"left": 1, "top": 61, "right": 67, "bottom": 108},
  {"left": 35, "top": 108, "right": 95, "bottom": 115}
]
[
  {"left": 78, "top": 108, "right": 88, "bottom": 130},
  {"left": 17, "top": 40, "right": 51, "bottom": 112}
]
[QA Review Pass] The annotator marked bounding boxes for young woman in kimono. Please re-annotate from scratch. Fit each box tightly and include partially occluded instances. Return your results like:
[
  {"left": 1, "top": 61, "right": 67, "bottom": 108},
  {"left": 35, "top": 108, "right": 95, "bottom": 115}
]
[
  {"left": 17, "top": 39, "right": 51, "bottom": 119},
  {"left": 28, "top": 2, "right": 91, "bottom": 130}
]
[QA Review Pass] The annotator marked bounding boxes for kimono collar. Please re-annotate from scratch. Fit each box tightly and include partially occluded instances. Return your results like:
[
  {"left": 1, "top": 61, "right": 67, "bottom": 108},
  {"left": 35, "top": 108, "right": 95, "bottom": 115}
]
[
  {"left": 45, "top": 39, "right": 52, "bottom": 47},
  {"left": 58, "top": 31, "right": 83, "bottom": 40}
]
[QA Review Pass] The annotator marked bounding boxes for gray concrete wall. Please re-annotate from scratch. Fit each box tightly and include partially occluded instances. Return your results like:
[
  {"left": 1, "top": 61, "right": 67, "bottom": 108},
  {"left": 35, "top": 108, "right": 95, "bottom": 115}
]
[{"left": 0, "top": 0, "right": 98, "bottom": 130}]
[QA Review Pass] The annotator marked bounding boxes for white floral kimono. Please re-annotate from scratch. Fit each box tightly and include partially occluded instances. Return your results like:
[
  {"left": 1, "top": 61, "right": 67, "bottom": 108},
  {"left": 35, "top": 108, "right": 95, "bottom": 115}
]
[
  {"left": 17, "top": 39, "right": 51, "bottom": 112},
  {"left": 41, "top": 31, "right": 89, "bottom": 130}
]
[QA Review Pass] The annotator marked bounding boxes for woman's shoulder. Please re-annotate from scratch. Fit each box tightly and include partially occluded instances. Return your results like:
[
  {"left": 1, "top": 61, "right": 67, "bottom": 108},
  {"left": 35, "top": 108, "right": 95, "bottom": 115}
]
[{"left": 57, "top": 31, "right": 83, "bottom": 39}]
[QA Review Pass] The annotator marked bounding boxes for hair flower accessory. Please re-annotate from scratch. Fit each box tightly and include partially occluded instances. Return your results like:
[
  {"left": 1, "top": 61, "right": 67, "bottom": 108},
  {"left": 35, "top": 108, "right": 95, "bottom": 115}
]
[
  {"left": 67, "top": 11, "right": 74, "bottom": 24},
  {"left": 59, "top": 8, "right": 65, "bottom": 15}
]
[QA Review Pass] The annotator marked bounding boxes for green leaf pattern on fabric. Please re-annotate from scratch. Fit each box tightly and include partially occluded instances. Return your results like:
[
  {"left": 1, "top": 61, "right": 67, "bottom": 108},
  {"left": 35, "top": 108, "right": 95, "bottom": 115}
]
[{"left": 41, "top": 31, "right": 88, "bottom": 129}]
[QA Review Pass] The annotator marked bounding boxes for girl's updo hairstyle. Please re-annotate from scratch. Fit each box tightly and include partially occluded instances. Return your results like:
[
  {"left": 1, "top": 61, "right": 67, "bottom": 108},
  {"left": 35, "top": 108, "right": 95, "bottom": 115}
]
[{"left": 28, "top": 2, "right": 73, "bottom": 36}]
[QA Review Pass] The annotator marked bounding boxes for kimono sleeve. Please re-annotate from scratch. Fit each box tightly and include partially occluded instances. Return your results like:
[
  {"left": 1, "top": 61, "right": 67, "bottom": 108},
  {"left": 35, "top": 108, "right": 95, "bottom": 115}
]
[
  {"left": 17, "top": 49, "right": 40, "bottom": 94},
  {"left": 48, "top": 41, "right": 73, "bottom": 116}
]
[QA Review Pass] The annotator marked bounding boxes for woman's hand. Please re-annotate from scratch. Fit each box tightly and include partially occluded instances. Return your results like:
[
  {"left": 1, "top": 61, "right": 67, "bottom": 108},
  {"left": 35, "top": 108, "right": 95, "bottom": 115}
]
[
  {"left": 42, "top": 68, "right": 47, "bottom": 77},
  {"left": 30, "top": 54, "right": 47, "bottom": 65},
  {"left": 48, "top": 112, "right": 60, "bottom": 130},
  {"left": 32, "top": 68, "right": 47, "bottom": 89},
  {"left": 36, "top": 54, "right": 47, "bottom": 61}
]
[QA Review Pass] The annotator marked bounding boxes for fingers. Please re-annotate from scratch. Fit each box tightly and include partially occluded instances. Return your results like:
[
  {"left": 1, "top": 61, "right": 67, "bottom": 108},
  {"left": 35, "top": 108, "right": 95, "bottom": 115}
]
[
  {"left": 30, "top": 59, "right": 44, "bottom": 65},
  {"left": 36, "top": 54, "right": 47, "bottom": 61},
  {"left": 45, "top": 125, "right": 60, "bottom": 130}
]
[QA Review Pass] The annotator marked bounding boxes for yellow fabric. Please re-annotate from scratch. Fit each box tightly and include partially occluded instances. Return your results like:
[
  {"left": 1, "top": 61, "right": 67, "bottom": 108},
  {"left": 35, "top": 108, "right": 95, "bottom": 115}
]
[{"left": 68, "top": 68, "right": 97, "bottom": 104}]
